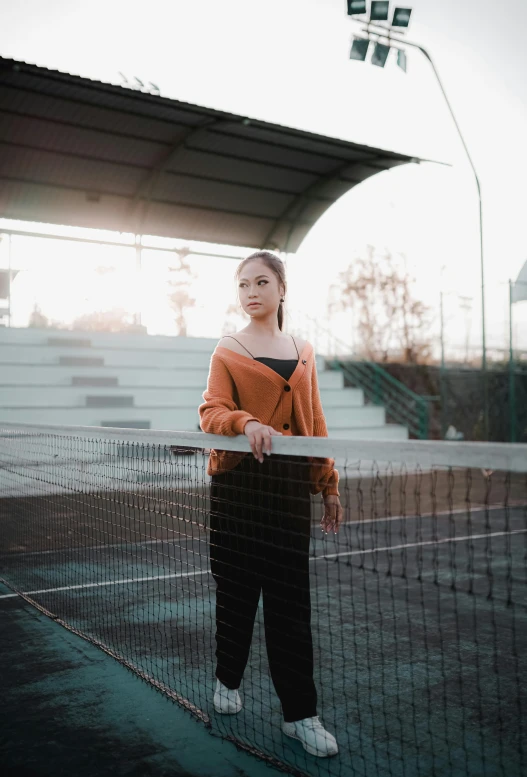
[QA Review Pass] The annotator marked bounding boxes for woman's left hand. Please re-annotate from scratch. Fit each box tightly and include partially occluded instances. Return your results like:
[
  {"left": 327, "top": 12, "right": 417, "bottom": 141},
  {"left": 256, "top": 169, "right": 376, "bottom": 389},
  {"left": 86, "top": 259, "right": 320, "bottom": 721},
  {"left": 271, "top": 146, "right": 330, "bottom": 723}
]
[{"left": 321, "top": 495, "right": 344, "bottom": 534}]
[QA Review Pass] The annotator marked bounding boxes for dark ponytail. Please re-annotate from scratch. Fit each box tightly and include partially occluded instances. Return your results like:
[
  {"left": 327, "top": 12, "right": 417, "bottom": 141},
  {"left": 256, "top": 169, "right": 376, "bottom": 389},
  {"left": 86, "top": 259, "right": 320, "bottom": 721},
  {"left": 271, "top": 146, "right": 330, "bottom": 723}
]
[{"left": 277, "top": 296, "right": 284, "bottom": 331}]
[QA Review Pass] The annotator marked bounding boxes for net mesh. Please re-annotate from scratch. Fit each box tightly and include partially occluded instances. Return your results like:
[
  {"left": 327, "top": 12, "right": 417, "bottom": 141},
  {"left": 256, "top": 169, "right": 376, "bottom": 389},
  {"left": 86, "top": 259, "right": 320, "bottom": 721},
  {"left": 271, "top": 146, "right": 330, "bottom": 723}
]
[{"left": 0, "top": 423, "right": 526, "bottom": 777}]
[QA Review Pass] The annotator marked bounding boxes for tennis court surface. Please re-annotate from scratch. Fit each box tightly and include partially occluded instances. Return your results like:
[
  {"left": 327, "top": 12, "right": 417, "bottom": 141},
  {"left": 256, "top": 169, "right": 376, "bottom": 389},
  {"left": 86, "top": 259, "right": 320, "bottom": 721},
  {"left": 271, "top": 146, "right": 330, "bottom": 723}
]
[{"left": 1, "top": 423, "right": 525, "bottom": 777}]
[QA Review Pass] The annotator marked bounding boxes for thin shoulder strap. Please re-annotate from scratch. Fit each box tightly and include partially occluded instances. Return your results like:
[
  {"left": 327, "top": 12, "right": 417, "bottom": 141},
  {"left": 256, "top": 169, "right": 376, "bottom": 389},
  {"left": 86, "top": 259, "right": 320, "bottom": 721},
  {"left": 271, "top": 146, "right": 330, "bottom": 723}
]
[
  {"left": 222, "top": 335, "right": 255, "bottom": 359},
  {"left": 290, "top": 334, "right": 300, "bottom": 359}
]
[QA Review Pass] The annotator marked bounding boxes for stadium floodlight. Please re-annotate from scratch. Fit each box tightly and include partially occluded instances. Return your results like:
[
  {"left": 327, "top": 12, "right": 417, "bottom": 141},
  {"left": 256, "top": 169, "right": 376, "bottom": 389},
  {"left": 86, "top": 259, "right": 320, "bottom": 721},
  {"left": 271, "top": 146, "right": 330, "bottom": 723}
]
[
  {"left": 344, "top": 2, "right": 489, "bottom": 439},
  {"left": 397, "top": 48, "right": 407, "bottom": 72},
  {"left": 371, "top": 42, "right": 391, "bottom": 67},
  {"left": 347, "top": 0, "right": 367, "bottom": 15},
  {"left": 370, "top": 1, "right": 389, "bottom": 21},
  {"left": 350, "top": 37, "right": 370, "bottom": 61},
  {"left": 392, "top": 7, "right": 412, "bottom": 27}
]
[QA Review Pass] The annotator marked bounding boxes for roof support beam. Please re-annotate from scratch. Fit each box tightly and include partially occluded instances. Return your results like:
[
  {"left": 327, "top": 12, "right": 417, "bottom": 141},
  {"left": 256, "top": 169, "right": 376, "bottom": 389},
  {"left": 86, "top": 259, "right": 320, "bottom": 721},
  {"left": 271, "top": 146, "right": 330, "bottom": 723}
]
[{"left": 127, "top": 118, "right": 223, "bottom": 234}]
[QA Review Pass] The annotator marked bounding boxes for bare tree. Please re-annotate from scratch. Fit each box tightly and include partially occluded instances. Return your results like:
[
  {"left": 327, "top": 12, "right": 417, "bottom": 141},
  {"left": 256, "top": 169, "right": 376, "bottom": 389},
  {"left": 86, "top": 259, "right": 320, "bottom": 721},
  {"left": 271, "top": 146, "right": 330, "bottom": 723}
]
[
  {"left": 28, "top": 302, "right": 51, "bottom": 329},
  {"left": 329, "top": 246, "right": 433, "bottom": 363},
  {"left": 28, "top": 304, "right": 51, "bottom": 329},
  {"left": 71, "top": 307, "right": 135, "bottom": 332},
  {"left": 28, "top": 303, "right": 67, "bottom": 330},
  {"left": 167, "top": 248, "right": 196, "bottom": 337}
]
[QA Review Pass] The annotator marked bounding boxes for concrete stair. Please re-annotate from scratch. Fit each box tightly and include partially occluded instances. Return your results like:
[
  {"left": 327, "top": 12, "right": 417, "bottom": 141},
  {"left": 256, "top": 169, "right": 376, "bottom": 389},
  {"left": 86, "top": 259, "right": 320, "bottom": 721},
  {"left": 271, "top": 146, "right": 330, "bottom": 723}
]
[{"left": 0, "top": 327, "right": 408, "bottom": 440}]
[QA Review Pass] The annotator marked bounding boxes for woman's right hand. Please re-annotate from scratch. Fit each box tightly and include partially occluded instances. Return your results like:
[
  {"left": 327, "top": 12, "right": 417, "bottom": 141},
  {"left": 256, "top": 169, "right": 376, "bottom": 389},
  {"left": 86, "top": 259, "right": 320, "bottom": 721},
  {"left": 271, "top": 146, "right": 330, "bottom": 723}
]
[{"left": 243, "top": 421, "right": 283, "bottom": 463}]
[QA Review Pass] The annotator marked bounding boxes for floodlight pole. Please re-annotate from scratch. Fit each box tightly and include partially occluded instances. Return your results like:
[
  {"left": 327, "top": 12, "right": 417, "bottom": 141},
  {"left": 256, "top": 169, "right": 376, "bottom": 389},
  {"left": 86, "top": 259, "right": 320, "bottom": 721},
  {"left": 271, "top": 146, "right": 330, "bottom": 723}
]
[{"left": 358, "top": 24, "right": 489, "bottom": 440}]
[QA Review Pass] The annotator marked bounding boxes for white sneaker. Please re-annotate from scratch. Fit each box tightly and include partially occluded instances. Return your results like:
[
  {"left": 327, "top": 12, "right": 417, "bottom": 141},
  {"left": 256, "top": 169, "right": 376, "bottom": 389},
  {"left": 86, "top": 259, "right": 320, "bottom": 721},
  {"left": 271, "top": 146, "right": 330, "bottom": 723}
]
[
  {"left": 282, "top": 716, "right": 338, "bottom": 757},
  {"left": 213, "top": 679, "right": 242, "bottom": 714}
]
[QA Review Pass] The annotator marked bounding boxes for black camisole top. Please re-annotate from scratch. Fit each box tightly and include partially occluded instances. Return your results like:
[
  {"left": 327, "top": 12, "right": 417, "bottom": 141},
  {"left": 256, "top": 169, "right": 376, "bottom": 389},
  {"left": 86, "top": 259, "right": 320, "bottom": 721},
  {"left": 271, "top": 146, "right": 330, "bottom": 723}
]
[{"left": 221, "top": 335, "right": 299, "bottom": 382}]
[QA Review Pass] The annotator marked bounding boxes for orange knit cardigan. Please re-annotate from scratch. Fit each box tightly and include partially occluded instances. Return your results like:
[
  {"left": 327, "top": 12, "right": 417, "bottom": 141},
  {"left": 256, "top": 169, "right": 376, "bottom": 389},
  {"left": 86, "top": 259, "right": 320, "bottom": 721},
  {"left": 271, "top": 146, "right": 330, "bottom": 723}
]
[{"left": 198, "top": 341, "right": 340, "bottom": 498}]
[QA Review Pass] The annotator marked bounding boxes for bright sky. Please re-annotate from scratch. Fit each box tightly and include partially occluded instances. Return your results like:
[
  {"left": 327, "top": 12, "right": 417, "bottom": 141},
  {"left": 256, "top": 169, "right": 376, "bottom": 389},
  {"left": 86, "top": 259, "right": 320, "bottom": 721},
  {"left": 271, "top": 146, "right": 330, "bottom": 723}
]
[{"left": 1, "top": 0, "right": 526, "bottom": 359}]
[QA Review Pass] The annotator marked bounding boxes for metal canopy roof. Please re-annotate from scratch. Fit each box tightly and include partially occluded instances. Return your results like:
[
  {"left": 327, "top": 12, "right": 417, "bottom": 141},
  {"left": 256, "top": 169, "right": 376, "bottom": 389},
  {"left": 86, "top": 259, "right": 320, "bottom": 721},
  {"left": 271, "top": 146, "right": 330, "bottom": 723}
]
[{"left": 0, "top": 56, "right": 421, "bottom": 254}]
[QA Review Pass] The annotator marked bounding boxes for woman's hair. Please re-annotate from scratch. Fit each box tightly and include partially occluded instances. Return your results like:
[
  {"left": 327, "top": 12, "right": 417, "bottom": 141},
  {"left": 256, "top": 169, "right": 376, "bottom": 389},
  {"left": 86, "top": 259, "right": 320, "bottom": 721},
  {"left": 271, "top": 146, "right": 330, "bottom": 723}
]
[{"left": 235, "top": 250, "right": 287, "bottom": 331}]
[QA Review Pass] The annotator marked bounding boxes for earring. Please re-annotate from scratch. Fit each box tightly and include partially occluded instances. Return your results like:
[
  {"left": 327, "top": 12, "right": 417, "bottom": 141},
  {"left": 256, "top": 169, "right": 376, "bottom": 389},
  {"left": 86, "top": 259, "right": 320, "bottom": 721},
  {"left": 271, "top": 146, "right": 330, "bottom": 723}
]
[{"left": 280, "top": 297, "right": 284, "bottom": 302}]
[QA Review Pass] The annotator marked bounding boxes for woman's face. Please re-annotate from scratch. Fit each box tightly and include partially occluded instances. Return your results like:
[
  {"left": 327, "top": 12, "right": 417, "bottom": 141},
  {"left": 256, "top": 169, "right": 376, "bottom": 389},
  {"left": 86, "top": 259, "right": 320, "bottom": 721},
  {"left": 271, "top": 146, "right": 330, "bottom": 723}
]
[{"left": 237, "top": 260, "right": 283, "bottom": 319}]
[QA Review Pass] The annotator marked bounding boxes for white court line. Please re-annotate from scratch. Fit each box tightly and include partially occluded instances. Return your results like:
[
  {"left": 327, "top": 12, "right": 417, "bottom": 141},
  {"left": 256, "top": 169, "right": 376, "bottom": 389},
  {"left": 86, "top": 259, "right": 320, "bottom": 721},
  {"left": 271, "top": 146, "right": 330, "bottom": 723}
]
[
  {"left": 315, "top": 528, "right": 527, "bottom": 561},
  {"left": 0, "top": 568, "right": 210, "bottom": 599},
  {"left": 1, "top": 528, "right": 525, "bottom": 601},
  {"left": 341, "top": 502, "right": 526, "bottom": 528},
  {"left": 2, "top": 502, "right": 524, "bottom": 561}
]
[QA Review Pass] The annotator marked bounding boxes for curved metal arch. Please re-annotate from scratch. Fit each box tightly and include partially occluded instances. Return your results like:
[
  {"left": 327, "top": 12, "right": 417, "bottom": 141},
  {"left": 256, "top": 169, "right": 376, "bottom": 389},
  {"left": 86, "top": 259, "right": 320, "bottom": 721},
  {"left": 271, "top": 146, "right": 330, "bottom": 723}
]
[
  {"left": 260, "top": 156, "right": 378, "bottom": 252},
  {"left": 127, "top": 117, "right": 224, "bottom": 234}
]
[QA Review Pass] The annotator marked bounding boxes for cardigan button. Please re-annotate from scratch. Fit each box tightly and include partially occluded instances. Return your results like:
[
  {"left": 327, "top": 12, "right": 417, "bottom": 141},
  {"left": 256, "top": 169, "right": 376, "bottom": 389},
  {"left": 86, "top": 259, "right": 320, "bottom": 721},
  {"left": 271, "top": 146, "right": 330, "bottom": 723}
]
[
  {"left": 283, "top": 423, "right": 290, "bottom": 430},
  {"left": 302, "top": 359, "right": 307, "bottom": 364},
  {"left": 284, "top": 385, "right": 291, "bottom": 392}
]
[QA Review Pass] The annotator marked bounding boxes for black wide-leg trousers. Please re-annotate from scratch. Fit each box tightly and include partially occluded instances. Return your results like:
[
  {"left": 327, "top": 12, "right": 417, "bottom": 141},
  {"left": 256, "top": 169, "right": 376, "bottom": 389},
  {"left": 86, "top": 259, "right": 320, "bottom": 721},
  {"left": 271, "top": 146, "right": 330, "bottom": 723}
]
[{"left": 210, "top": 453, "right": 317, "bottom": 723}]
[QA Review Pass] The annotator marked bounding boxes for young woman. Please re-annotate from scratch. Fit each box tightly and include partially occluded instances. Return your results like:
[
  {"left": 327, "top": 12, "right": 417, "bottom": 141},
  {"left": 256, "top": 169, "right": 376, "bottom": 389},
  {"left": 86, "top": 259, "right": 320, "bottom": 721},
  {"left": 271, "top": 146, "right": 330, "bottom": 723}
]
[{"left": 199, "top": 250, "right": 343, "bottom": 758}]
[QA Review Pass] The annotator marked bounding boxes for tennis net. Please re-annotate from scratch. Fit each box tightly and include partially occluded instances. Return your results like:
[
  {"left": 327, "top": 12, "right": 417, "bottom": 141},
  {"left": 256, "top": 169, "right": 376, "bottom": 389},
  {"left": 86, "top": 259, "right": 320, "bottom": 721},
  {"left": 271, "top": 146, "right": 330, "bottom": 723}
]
[{"left": 0, "top": 422, "right": 525, "bottom": 777}]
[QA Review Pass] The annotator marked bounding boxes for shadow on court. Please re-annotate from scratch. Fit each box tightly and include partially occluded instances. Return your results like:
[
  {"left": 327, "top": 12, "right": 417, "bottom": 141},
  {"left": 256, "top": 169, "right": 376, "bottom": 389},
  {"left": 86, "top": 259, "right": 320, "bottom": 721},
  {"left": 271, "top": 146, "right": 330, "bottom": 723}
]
[{"left": 0, "top": 581, "right": 286, "bottom": 777}]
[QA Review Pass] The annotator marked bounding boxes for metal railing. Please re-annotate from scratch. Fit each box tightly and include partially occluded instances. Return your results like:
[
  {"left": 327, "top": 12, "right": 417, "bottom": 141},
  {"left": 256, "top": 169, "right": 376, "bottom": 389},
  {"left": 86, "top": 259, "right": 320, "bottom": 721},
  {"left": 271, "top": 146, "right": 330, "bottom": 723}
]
[
  {"left": 329, "top": 358, "right": 439, "bottom": 439},
  {"left": 286, "top": 312, "right": 439, "bottom": 439}
]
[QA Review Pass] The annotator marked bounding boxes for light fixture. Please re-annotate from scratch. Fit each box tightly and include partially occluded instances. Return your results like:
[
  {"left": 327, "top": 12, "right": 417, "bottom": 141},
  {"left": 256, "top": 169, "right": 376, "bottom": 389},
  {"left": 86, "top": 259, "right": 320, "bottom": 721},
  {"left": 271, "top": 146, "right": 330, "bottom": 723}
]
[
  {"left": 370, "top": 1, "right": 389, "bottom": 21},
  {"left": 350, "top": 37, "right": 370, "bottom": 61},
  {"left": 347, "top": 0, "right": 367, "bottom": 15},
  {"left": 371, "top": 42, "right": 390, "bottom": 67},
  {"left": 347, "top": 2, "right": 411, "bottom": 74},
  {"left": 392, "top": 7, "right": 412, "bottom": 27}
]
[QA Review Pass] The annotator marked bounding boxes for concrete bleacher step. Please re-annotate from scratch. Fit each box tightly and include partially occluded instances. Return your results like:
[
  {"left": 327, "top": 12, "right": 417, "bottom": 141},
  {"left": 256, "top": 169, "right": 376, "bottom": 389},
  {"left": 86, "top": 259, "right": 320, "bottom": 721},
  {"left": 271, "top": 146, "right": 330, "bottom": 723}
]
[
  {"left": 85, "top": 396, "right": 134, "bottom": 408},
  {"left": 5, "top": 327, "right": 218, "bottom": 352},
  {"left": 327, "top": 425, "right": 408, "bottom": 441},
  {"left": 72, "top": 376, "right": 119, "bottom": 387},
  {"left": 60, "top": 356, "right": 105, "bottom": 367},
  {"left": 0, "top": 387, "right": 202, "bottom": 406},
  {"left": 0, "top": 403, "right": 393, "bottom": 432},
  {"left": 0, "top": 365, "right": 213, "bottom": 387},
  {"left": 325, "top": 405, "right": 384, "bottom": 427},
  {"left": 48, "top": 337, "right": 92, "bottom": 348},
  {"left": 321, "top": 388, "right": 363, "bottom": 407},
  {"left": 0, "top": 386, "right": 360, "bottom": 409},
  {"left": 0, "top": 345, "right": 243, "bottom": 369},
  {"left": 0, "top": 407, "right": 198, "bottom": 428},
  {"left": 0, "top": 342, "right": 326, "bottom": 372},
  {"left": 0, "top": 364, "right": 342, "bottom": 389},
  {"left": 0, "top": 403, "right": 408, "bottom": 439}
]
